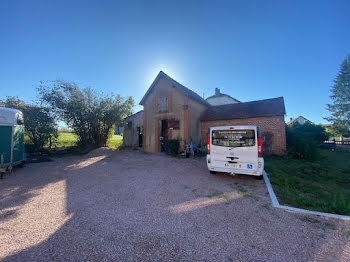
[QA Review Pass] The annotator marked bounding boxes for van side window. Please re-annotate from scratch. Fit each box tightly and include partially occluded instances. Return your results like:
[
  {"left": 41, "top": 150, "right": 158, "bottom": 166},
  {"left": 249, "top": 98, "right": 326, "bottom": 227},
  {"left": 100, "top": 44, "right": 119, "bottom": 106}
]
[{"left": 212, "top": 129, "right": 255, "bottom": 147}]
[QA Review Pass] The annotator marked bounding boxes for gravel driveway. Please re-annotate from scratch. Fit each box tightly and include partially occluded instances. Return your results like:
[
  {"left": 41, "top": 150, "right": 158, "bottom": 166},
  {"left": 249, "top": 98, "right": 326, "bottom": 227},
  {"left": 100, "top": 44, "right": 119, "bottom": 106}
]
[{"left": 1, "top": 149, "right": 349, "bottom": 261}]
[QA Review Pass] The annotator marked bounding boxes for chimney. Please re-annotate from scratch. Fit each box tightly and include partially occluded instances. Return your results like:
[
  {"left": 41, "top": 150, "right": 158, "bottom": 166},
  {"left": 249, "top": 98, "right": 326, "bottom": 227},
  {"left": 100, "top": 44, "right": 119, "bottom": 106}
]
[{"left": 215, "top": 88, "right": 220, "bottom": 96}]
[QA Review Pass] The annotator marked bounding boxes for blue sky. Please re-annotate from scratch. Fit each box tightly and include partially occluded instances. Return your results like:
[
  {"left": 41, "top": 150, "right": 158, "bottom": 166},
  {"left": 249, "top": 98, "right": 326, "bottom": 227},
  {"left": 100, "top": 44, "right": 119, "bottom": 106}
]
[{"left": 0, "top": 0, "right": 349, "bottom": 124}]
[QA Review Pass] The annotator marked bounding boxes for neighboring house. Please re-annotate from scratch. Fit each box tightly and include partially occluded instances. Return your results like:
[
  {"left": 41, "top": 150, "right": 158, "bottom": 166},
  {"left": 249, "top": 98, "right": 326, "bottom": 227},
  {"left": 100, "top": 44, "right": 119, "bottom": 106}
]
[
  {"left": 206, "top": 88, "right": 240, "bottom": 105},
  {"left": 287, "top": 116, "right": 310, "bottom": 125},
  {"left": 125, "top": 71, "right": 286, "bottom": 155},
  {"left": 123, "top": 111, "right": 144, "bottom": 148}
]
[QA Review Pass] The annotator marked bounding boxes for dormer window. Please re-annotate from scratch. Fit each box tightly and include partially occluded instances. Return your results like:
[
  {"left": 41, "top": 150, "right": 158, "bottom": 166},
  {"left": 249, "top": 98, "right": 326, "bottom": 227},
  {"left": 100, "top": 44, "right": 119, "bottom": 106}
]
[{"left": 158, "top": 96, "right": 168, "bottom": 113}]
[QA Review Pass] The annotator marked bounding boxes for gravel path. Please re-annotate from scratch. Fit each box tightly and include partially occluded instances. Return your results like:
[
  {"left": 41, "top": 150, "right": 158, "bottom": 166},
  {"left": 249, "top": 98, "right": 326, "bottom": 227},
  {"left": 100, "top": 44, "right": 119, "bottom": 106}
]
[{"left": 1, "top": 149, "right": 349, "bottom": 261}]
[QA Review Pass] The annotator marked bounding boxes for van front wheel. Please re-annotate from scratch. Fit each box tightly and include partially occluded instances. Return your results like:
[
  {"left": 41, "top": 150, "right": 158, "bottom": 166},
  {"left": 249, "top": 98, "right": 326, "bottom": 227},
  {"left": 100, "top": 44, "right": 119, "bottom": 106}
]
[{"left": 209, "top": 171, "right": 217, "bottom": 175}]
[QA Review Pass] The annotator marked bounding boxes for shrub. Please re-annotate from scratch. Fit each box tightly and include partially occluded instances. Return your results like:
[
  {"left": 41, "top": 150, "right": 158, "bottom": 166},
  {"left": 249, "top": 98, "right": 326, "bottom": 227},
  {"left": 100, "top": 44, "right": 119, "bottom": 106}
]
[
  {"left": 164, "top": 139, "right": 180, "bottom": 155},
  {"left": 286, "top": 125, "right": 320, "bottom": 160},
  {"left": 290, "top": 122, "right": 329, "bottom": 145}
]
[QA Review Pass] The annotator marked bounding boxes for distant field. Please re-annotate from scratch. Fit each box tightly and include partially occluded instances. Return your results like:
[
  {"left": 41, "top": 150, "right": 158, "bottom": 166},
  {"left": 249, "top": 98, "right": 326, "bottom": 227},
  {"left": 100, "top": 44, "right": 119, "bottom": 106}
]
[
  {"left": 56, "top": 132, "right": 123, "bottom": 149},
  {"left": 56, "top": 132, "right": 78, "bottom": 147}
]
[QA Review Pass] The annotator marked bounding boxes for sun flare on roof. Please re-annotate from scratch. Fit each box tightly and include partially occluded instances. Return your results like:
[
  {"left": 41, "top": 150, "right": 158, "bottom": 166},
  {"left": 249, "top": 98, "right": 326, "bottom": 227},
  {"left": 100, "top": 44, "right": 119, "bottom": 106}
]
[{"left": 145, "top": 65, "right": 180, "bottom": 87}]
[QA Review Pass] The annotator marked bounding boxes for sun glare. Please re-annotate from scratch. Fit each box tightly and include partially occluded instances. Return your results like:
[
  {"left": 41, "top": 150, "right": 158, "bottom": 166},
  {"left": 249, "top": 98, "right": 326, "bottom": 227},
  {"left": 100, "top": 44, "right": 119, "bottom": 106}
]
[{"left": 145, "top": 65, "right": 180, "bottom": 87}]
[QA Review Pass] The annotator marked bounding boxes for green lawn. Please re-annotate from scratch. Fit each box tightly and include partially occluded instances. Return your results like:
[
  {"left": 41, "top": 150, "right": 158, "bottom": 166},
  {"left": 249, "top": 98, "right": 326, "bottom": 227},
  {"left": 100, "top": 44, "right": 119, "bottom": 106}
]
[
  {"left": 106, "top": 134, "right": 123, "bottom": 149},
  {"left": 55, "top": 132, "right": 78, "bottom": 147},
  {"left": 265, "top": 149, "right": 350, "bottom": 215},
  {"left": 55, "top": 132, "right": 123, "bottom": 149}
]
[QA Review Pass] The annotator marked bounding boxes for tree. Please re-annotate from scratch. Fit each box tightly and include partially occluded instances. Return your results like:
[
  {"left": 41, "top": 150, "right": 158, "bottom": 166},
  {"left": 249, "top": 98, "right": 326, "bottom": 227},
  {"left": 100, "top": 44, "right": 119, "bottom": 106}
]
[
  {"left": 38, "top": 80, "right": 134, "bottom": 148},
  {"left": 0, "top": 97, "right": 58, "bottom": 152},
  {"left": 326, "top": 54, "right": 350, "bottom": 136}
]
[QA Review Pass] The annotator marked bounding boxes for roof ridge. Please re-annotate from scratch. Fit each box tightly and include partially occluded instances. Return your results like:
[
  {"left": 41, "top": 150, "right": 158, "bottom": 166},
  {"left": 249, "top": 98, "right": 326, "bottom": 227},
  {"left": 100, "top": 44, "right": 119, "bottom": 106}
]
[{"left": 139, "top": 71, "right": 210, "bottom": 106}]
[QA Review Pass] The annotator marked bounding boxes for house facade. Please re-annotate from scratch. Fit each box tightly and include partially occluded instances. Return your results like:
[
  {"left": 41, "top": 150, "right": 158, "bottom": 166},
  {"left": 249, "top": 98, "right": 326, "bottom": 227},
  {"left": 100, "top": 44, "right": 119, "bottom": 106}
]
[
  {"left": 139, "top": 72, "right": 209, "bottom": 152},
  {"left": 124, "top": 71, "right": 287, "bottom": 155}
]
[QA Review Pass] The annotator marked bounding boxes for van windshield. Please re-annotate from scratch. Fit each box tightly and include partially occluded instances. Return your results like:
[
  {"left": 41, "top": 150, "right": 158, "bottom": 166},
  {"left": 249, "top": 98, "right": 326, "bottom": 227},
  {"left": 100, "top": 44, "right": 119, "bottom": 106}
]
[{"left": 212, "top": 129, "right": 255, "bottom": 147}]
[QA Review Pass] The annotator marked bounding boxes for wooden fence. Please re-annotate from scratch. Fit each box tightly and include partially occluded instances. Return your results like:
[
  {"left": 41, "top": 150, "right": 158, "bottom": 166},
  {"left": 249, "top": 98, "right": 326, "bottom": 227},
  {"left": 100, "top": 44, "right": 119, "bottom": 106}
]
[
  {"left": 323, "top": 140, "right": 350, "bottom": 152},
  {"left": 323, "top": 140, "right": 350, "bottom": 145}
]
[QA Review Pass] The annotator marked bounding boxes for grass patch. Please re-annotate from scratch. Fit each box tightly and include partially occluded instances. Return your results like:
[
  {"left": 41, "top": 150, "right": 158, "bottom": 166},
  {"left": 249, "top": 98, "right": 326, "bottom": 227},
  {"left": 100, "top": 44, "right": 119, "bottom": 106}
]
[
  {"left": 206, "top": 191, "right": 230, "bottom": 201},
  {"left": 54, "top": 131, "right": 123, "bottom": 149},
  {"left": 262, "top": 203, "right": 271, "bottom": 210},
  {"left": 106, "top": 134, "right": 123, "bottom": 149},
  {"left": 237, "top": 186, "right": 253, "bottom": 197},
  {"left": 265, "top": 149, "right": 350, "bottom": 216},
  {"left": 56, "top": 131, "right": 78, "bottom": 147}
]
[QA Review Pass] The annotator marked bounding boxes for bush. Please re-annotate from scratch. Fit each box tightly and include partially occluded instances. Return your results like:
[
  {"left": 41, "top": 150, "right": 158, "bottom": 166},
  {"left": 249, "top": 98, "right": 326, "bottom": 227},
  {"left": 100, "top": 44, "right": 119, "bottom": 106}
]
[
  {"left": 164, "top": 139, "right": 180, "bottom": 155},
  {"left": 286, "top": 125, "right": 320, "bottom": 160},
  {"left": 290, "top": 122, "right": 329, "bottom": 145}
]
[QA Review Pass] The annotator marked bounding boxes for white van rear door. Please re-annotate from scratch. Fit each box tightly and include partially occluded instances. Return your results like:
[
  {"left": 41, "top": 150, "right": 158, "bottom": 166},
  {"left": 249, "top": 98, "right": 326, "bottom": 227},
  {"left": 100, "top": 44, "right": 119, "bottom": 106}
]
[{"left": 210, "top": 126, "right": 258, "bottom": 171}]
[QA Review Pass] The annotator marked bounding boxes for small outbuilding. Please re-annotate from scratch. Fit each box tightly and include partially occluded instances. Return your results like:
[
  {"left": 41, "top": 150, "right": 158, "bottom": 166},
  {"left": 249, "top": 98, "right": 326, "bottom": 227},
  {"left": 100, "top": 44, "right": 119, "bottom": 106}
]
[{"left": 123, "top": 111, "right": 144, "bottom": 149}]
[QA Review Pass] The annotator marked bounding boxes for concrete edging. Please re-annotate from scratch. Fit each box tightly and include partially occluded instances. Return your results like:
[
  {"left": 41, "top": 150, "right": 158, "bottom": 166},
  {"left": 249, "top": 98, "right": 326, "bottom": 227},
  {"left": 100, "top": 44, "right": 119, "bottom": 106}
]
[{"left": 263, "top": 171, "right": 350, "bottom": 221}]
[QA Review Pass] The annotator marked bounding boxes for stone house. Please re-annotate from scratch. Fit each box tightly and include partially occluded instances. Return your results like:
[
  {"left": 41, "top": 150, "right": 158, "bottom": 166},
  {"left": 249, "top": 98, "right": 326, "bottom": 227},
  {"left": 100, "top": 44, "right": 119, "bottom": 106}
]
[
  {"left": 124, "top": 71, "right": 286, "bottom": 155},
  {"left": 138, "top": 71, "right": 209, "bottom": 152}
]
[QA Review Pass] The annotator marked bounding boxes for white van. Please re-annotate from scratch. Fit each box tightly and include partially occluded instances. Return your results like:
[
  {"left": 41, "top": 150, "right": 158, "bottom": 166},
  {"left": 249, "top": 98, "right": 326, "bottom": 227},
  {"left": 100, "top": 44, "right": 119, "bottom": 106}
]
[{"left": 206, "top": 125, "right": 264, "bottom": 177}]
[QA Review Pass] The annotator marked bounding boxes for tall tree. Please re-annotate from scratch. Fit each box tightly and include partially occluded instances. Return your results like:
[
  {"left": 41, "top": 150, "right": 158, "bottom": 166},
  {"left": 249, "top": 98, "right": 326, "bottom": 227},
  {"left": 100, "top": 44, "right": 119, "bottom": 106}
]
[
  {"left": 326, "top": 54, "right": 350, "bottom": 136},
  {"left": 38, "top": 80, "right": 134, "bottom": 148}
]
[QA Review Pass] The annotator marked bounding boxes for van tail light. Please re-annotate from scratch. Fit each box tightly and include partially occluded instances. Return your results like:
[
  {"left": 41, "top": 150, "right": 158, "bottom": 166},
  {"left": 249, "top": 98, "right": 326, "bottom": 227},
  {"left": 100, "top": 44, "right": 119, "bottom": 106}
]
[
  {"left": 257, "top": 137, "right": 262, "bottom": 156},
  {"left": 207, "top": 136, "right": 210, "bottom": 153}
]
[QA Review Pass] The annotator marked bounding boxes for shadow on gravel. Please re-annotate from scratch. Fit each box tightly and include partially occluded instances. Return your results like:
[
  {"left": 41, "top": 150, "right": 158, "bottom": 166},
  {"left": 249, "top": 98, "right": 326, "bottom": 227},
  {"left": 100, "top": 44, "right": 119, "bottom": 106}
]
[{"left": 1, "top": 150, "right": 349, "bottom": 261}]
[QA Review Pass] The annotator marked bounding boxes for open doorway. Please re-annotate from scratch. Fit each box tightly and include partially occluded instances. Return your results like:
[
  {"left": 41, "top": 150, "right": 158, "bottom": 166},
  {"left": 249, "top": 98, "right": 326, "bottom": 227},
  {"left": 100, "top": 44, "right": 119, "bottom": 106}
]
[
  {"left": 137, "top": 126, "right": 143, "bottom": 148},
  {"left": 160, "top": 119, "right": 168, "bottom": 152}
]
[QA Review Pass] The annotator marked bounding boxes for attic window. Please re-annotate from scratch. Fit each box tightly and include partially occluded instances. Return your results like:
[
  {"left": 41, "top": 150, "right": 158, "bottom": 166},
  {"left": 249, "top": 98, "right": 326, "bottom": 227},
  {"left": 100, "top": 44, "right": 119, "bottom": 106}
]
[{"left": 158, "top": 96, "right": 168, "bottom": 113}]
